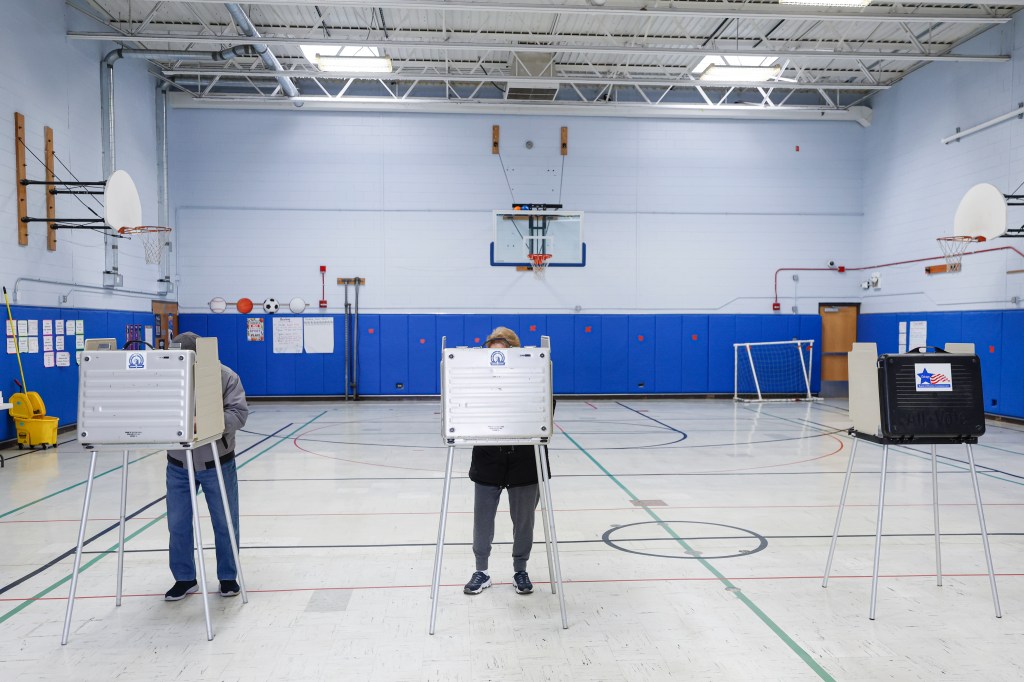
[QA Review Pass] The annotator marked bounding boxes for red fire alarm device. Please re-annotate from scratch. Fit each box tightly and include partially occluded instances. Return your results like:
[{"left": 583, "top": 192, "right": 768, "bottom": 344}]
[{"left": 772, "top": 302, "right": 781, "bottom": 311}]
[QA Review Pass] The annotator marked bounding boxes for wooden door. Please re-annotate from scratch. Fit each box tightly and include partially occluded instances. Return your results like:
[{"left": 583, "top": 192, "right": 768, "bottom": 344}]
[
  {"left": 152, "top": 301, "right": 179, "bottom": 350},
  {"left": 819, "top": 303, "right": 859, "bottom": 382}
]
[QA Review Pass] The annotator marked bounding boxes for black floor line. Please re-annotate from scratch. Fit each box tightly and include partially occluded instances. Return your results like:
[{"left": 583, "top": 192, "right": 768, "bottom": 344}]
[
  {"left": 70, "top": 530, "right": 1024, "bottom": 556},
  {"left": 0, "top": 424, "right": 293, "bottom": 598}
]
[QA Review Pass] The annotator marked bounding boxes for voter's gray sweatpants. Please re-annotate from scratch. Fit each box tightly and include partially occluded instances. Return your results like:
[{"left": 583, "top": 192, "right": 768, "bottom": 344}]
[{"left": 473, "top": 482, "right": 540, "bottom": 572}]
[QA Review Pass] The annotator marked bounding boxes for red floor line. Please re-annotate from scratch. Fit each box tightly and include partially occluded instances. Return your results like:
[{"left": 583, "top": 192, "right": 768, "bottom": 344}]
[
  {"left": 4, "top": 573, "right": 1022, "bottom": 602},
  {"left": 6, "top": 501, "right": 1023, "bottom": 524}
]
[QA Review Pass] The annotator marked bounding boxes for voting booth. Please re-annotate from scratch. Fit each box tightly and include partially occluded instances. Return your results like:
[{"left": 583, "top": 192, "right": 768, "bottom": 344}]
[
  {"left": 823, "top": 344, "right": 1000, "bottom": 619},
  {"left": 63, "top": 338, "right": 247, "bottom": 644},
  {"left": 430, "top": 336, "right": 567, "bottom": 634}
]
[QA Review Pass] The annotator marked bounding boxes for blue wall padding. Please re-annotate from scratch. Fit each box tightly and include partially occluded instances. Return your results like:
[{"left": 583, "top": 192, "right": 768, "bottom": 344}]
[
  {"left": 10, "top": 307, "right": 1024, "bottom": 440},
  {"left": 174, "top": 313, "right": 826, "bottom": 402},
  {"left": 857, "top": 310, "right": 1023, "bottom": 418},
  {"left": 1, "top": 305, "right": 155, "bottom": 442}
]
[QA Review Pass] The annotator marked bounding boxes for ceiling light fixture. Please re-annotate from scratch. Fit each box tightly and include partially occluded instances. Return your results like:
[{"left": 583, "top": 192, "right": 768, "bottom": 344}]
[
  {"left": 300, "top": 44, "right": 393, "bottom": 73},
  {"left": 779, "top": 0, "right": 872, "bottom": 7},
  {"left": 699, "top": 64, "right": 782, "bottom": 82}
]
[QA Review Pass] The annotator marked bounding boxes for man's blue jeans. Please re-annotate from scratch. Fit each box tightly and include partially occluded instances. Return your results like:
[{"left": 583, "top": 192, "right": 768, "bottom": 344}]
[{"left": 166, "top": 457, "right": 240, "bottom": 582}]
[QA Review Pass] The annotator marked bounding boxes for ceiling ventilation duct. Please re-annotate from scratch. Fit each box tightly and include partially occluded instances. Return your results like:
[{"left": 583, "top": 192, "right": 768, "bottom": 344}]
[{"left": 506, "top": 53, "right": 559, "bottom": 101}]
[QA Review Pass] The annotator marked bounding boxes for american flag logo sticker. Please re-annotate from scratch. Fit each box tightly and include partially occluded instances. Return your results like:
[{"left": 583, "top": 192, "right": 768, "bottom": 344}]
[{"left": 915, "top": 363, "right": 953, "bottom": 392}]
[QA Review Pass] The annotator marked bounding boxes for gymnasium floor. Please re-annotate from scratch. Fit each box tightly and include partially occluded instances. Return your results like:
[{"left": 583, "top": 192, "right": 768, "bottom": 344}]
[{"left": 1, "top": 398, "right": 1022, "bottom": 681}]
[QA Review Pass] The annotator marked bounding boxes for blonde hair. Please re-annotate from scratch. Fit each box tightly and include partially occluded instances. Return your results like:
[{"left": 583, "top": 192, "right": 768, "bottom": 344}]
[{"left": 485, "top": 326, "right": 520, "bottom": 348}]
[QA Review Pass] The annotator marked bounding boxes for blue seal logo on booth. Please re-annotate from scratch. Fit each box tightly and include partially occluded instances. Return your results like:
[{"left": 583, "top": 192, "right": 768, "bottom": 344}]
[
  {"left": 490, "top": 351, "right": 506, "bottom": 366},
  {"left": 127, "top": 352, "right": 146, "bottom": 370},
  {"left": 915, "top": 363, "right": 952, "bottom": 392}
]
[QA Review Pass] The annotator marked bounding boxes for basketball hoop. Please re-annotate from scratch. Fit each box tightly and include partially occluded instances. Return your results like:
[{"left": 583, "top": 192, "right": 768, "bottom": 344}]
[
  {"left": 528, "top": 253, "right": 552, "bottom": 274},
  {"left": 936, "top": 235, "right": 984, "bottom": 272},
  {"left": 118, "top": 226, "right": 172, "bottom": 265}
]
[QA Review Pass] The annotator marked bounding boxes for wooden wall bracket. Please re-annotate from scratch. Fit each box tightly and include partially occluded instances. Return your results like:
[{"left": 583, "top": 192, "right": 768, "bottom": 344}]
[
  {"left": 15, "top": 112, "right": 28, "bottom": 246},
  {"left": 45, "top": 126, "right": 56, "bottom": 251}
]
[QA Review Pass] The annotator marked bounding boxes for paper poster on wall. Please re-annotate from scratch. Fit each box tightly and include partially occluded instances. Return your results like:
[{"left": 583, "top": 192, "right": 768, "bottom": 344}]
[
  {"left": 43, "top": 320, "right": 52, "bottom": 335},
  {"left": 44, "top": 352, "right": 55, "bottom": 368},
  {"left": 56, "top": 352, "right": 71, "bottom": 367},
  {"left": 303, "top": 318, "right": 334, "bottom": 354},
  {"left": 17, "top": 320, "right": 28, "bottom": 336},
  {"left": 908, "top": 321, "right": 927, "bottom": 351},
  {"left": 55, "top": 335, "right": 65, "bottom": 351},
  {"left": 247, "top": 318, "right": 264, "bottom": 342},
  {"left": 18, "top": 337, "right": 28, "bottom": 353},
  {"left": 76, "top": 320, "right": 85, "bottom": 335},
  {"left": 145, "top": 326, "right": 154, "bottom": 347},
  {"left": 28, "top": 338, "right": 39, "bottom": 353},
  {"left": 27, "top": 320, "right": 38, "bottom": 336},
  {"left": 898, "top": 333, "right": 908, "bottom": 353},
  {"left": 43, "top": 336, "right": 53, "bottom": 352},
  {"left": 273, "top": 317, "right": 303, "bottom": 353},
  {"left": 75, "top": 335, "right": 85, "bottom": 350},
  {"left": 5, "top": 320, "right": 14, "bottom": 336},
  {"left": 55, "top": 319, "right": 65, "bottom": 336},
  {"left": 6, "top": 338, "right": 14, "bottom": 354}
]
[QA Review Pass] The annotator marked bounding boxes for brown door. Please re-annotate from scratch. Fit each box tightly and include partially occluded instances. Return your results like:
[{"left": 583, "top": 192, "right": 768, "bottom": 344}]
[
  {"left": 152, "top": 301, "right": 179, "bottom": 350},
  {"left": 819, "top": 303, "right": 859, "bottom": 382}
]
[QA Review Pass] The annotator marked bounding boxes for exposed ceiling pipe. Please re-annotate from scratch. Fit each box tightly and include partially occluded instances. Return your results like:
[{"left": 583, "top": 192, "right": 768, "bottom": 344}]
[
  {"left": 100, "top": 46, "right": 253, "bottom": 289},
  {"left": 224, "top": 3, "right": 303, "bottom": 105}
]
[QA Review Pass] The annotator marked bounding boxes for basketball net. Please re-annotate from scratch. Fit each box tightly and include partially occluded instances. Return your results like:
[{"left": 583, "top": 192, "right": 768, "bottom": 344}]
[
  {"left": 528, "top": 253, "right": 552, "bottom": 276},
  {"left": 118, "top": 226, "right": 172, "bottom": 265},
  {"left": 936, "top": 235, "right": 983, "bottom": 272}
]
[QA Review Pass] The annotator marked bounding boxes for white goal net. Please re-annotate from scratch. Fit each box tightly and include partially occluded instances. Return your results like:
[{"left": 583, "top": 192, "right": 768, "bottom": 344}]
[{"left": 733, "top": 340, "right": 819, "bottom": 402}]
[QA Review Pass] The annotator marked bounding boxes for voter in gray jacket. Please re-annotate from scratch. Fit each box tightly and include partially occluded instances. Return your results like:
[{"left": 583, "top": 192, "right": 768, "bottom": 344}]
[{"left": 163, "top": 332, "right": 249, "bottom": 601}]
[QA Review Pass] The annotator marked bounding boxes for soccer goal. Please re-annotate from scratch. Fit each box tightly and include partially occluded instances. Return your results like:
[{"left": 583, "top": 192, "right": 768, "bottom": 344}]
[{"left": 733, "top": 340, "right": 820, "bottom": 402}]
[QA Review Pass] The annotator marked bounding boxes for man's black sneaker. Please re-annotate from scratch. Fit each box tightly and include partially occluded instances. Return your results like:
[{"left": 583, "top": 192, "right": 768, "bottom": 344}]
[
  {"left": 164, "top": 580, "right": 199, "bottom": 601},
  {"left": 463, "top": 571, "right": 492, "bottom": 595},
  {"left": 513, "top": 571, "right": 533, "bottom": 595},
  {"left": 220, "top": 580, "right": 241, "bottom": 597}
]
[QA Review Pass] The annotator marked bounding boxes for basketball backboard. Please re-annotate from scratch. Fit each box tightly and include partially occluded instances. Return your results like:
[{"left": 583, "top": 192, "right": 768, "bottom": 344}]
[{"left": 491, "top": 210, "right": 585, "bottom": 267}]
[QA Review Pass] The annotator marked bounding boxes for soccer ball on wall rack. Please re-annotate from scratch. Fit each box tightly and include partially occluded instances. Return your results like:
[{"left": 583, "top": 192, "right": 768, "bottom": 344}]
[{"left": 263, "top": 298, "right": 280, "bottom": 314}]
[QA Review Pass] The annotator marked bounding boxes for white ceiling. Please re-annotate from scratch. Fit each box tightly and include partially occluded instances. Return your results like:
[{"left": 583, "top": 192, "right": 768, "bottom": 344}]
[{"left": 68, "top": 0, "right": 1019, "bottom": 120}]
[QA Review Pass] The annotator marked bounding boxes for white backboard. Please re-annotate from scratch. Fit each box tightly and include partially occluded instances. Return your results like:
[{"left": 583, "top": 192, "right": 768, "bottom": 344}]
[{"left": 491, "top": 210, "right": 584, "bottom": 266}]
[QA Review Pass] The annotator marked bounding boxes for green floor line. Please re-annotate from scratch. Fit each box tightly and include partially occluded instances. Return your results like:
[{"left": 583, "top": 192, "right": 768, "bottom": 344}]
[
  {"left": 0, "top": 451, "right": 161, "bottom": 519},
  {"left": 558, "top": 428, "right": 836, "bottom": 682},
  {"left": 0, "top": 412, "right": 325, "bottom": 626}
]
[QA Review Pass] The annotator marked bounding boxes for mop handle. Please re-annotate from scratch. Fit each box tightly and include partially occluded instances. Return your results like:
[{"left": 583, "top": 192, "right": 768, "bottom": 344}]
[{"left": 2, "top": 286, "right": 29, "bottom": 395}]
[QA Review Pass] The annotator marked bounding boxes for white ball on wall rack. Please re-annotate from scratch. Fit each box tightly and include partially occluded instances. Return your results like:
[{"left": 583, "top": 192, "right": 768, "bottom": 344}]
[
  {"left": 263, "top": 298, "right": 280, "bottom": 314},
  {"left": 288, "top": 297, "right": 307, "bottom": 314},
  {"left": 209, "top": 297, "right": 227, "bottom": 313}
]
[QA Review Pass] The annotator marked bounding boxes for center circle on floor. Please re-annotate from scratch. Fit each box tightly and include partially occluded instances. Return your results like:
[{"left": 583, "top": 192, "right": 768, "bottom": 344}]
[{"left": 601, "top": 520, "right": 768, "bottom": 560}]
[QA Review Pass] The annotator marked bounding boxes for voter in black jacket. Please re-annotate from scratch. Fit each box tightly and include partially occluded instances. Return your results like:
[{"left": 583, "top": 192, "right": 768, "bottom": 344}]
[{"left": 463, "top": 326, "right": 545, "bottom": 596}]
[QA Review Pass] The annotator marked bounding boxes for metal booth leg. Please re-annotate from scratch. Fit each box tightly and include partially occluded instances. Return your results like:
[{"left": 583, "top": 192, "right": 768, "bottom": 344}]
[
  {"left": 186, "top": 449, "right": 215, "bottom": 641},
  {"left": 428, "top": 445, "right": 456, "bottom": 635},
  {"left": 61, "top": 450, "right": 99, "bottom": 645},
  {"left": 964, "top": 443, "right": 1002, "bottom": 618},
  {"left": 869, "top": 443, "right": 890, "bottom": 620},
  {"left": 823, "top": 436, "right": 859, "bottom": 587},
  {"left": 116, "top": 450, "right": 129, "bottom": 607},
  {"left": 211, "top": 442, "right": 247, "bottom": 604},
  {"left": 533, "top": 445, "right": 556, "bottom": 593},
  {"left": 539, "top": 445, "right": 568, "bottom": 629},
  {"left": 931, "top": 445, "right": 943, "bottom": 587}
]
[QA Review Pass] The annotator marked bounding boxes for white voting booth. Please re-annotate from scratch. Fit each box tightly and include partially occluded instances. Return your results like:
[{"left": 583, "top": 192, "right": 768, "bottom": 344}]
[
  {"left": 64, "top": 338, "right": 247, "bottom": 644},
  {"left": 431, "top": 336, "right": 568, "bottom": 634}
]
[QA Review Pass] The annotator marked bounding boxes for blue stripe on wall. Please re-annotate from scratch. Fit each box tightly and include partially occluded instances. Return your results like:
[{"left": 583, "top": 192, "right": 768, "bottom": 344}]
[
  {"left": 175, "top": 312, "right": 828, "bottom": 401},
  {"left": 1, "top": 306, "right": 156, "bottom": 442}
]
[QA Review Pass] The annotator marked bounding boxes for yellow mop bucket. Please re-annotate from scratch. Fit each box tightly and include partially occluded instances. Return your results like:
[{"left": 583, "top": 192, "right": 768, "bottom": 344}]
[{"left": 9, "top": 391, "right": 59, "bottom": 449}]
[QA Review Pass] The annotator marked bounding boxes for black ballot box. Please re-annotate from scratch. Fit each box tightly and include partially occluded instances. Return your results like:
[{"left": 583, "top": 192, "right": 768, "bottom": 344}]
[{"left": 877, "top": 351, "right": 985, "bottom": 442}]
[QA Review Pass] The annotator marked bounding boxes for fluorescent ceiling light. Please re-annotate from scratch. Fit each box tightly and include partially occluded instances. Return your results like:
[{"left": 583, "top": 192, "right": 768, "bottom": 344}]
[
  {"left": 693, "top": 56, "right": 780, "bottom": 82},
  {"left": 699, "top": 65, "right": 782, "bottom": 82},
  {"left": 779, "top": 0, "right": 871, "bottom": 6},
  {"left": 300, "top": 44, "right": 393, "bottom": 73}
]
